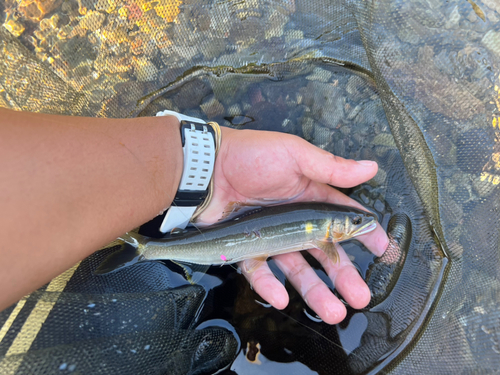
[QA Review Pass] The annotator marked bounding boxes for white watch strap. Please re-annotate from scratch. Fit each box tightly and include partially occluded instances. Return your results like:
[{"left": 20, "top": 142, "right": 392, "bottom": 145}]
[
  {"left": 178, "top": 124, "right": 215, "bottom": 192},
  {"left": 155, "top": 110, "right": 215, "bottom": 234},
  {"left": 156, "top": 109, "right": 206, "bottom": 125},
  {"left": 160, "top": 206, "right": 197, "bottom": 233}
]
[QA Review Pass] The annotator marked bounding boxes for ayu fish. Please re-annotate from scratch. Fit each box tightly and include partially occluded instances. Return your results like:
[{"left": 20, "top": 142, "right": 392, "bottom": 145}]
[{"left": 95, "top": 202, "right": 377, "bottom": 274}]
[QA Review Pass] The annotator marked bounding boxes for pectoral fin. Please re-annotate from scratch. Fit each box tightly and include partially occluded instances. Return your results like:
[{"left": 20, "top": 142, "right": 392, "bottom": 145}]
[
  {"left": 313, "top": 240, "right": 340, "bottom": 264},
  {"left": 242, "top": 257, "right": 268, "bottom": 273}
]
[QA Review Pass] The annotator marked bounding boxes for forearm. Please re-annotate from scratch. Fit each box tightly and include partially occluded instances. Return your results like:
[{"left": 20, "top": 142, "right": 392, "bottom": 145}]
[{"left": 0, "top": 108, "right": 182, "bottom": 310}]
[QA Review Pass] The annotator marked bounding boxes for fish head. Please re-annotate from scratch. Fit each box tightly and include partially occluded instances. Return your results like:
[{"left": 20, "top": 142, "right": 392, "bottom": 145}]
[{"left": 328, "top": 209, "right": 377, "bottom": 242}]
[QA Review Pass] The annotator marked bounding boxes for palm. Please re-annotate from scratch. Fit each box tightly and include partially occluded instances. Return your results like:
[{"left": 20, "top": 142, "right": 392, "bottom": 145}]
[{"left": 205, "top": 130, "right": 306, "bottom": 218}]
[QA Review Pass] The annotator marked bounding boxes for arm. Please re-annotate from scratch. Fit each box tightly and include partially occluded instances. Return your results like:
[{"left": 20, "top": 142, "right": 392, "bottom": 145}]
[
  {"left": 0, "top": 108, "right": 183, "bottom": 311},
  {"left": 0, "top": 109, "right": 388, "bottom": 324}
]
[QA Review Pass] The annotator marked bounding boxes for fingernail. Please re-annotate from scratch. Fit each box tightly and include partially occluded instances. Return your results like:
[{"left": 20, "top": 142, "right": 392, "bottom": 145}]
[{"left": 357, "top": 160, "right": 375, "bottom": 166}]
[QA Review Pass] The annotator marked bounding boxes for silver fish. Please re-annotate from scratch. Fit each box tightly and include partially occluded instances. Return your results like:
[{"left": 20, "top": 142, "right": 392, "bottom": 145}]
[{"left": 96, "top": 202, "right": 377, "bottom": 274}]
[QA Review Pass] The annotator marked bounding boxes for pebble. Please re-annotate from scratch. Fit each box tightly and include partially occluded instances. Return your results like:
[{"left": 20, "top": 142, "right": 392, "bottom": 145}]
[
  {"left": 305, "top": 67, "right": 332, "bottom": 83},
  {"left": 200, "top": 95, "right": 225, "bottom": 118}
]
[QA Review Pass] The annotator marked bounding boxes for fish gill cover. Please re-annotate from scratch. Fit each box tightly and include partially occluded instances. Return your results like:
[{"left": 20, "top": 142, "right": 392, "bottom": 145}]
[{"left": 0, "top": 0, "right": 499, "bottom": 374}]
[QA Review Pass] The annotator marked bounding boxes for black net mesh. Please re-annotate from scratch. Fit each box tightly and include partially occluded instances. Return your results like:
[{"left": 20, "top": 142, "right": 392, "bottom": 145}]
[{"left": 1, "top": 0, "right": 499, "bottom": 373}]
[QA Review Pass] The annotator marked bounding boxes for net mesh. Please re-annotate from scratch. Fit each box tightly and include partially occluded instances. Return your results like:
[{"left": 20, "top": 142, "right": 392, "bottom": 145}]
[{"left": 1, "top": 0, "right": 499, "bottom": 373}]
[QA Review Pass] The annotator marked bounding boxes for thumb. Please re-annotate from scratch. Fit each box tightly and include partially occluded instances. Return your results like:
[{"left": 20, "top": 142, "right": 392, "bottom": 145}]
[{"left": 292, "top": 138, "right": 378, "bottom": 188}]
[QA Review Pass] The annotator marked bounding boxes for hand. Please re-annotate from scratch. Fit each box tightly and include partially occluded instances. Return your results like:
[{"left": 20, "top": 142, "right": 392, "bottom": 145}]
[{"left": 198, "top": 127, "right": 389, "bottom": 324}]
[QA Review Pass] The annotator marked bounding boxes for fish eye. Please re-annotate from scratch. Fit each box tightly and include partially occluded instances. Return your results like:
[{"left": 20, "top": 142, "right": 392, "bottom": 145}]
[{"left": 351, "top": 216, "right": 362, "bottom": 225}]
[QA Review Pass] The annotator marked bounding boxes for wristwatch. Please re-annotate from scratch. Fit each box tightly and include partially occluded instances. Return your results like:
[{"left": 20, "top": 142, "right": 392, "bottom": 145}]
[{"left": 139, "top": 110, "right": 221, "bottom": 238}]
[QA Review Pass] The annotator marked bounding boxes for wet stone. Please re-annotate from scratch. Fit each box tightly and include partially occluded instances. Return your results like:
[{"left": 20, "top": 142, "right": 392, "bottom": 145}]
[
  {"left": 313, "top": 124, "right": 330, "bottom": 147},
  {"left": 264, "top": 9, "right": 288, "bottom": 39},
  {"left": 200, "top": 95, "right": 225, "bottom": 118},
  {"left": 284, "top": 29, "right": 304, "bottom": 44},
  {"left": 472, "top": 175, "right": 499, "bottom": 198},
  {"left": 373, "top": 133, "right": 397, "bottom": 148},
  {"left": 482, "top": 30, "right": 500, "bottom": 58},
  {"left": 306, "top": 67, "right": 332, "bottom": 83},
  {"left": 134, "top": 59, "right": 158, "bottom": 82},
  {"left": 441, "top": 194, "right": 464, "bottom": 225},
  {"left": 346, "top": 104, "right": 362, "bottom": 120},
  {"left": 334, "top": 138, "right": 346, "bottom": 157},
  {"left": 370, "top": 168, "right": 387, "bottom": 188},
  {"left": 359, "top": 192, "right": 370, "bottom": 205},
  {"left": 309, "top": 81, "right": 345, "bottom": 129},
  {"left": 445, "top": 6, "right": 461, "bottom": 29},
  {"left": 79, "top": 10, "right": 106, "bottom": 31},
  {"left": 201, "top": 38, "right": 228, "bottom": 61},
  {"left": 227, "top": 104, "right": 242, "bottom": 116},
  {"left": 174, "top": 79, "right": 212, "bottom": 109},
  {"left": 301, "top": 117, "right": 315, "bottom": 142}
]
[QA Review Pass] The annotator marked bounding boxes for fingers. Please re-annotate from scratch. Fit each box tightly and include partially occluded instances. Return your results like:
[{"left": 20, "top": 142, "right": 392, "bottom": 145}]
[
  {"left": 356, "top": 224, "right": 388, "bottom": 257},
  {"left": 308, "top": 244, "right": 371, "bottom": 309},
  {"left": 272, "top": 252, "right": 348, "bottom": 324},
  {"left": 239, "top": 259, "right": 289, "bottom": 310},
  {"left": 291, "top": 137, "right": 378, "bottom": 188},
  {"left": 241, "top": 243, "right": 374, "bottom": 324}
]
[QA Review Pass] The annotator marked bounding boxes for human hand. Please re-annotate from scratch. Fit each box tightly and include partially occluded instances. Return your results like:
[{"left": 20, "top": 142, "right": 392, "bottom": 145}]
[{"left": 197, "top": 127, "right": 389, "bottom": 324}]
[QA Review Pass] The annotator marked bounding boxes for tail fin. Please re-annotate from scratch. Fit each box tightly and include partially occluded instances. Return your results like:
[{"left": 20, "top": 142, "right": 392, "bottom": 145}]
[{"left": 94, "top": 232, "right": 146, "bottom": 275}]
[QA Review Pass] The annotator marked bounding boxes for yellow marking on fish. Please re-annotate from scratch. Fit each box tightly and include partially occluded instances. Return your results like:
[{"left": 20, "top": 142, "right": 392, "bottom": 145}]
[
  {"left": 324, "top": 220, "right": 331, "bottom": 241},
  {"left": 305, "top": 222, "right": 314, "bottom": 234},
  {"left": 0, "top": 263, "right": 80, "bottom": 374}
]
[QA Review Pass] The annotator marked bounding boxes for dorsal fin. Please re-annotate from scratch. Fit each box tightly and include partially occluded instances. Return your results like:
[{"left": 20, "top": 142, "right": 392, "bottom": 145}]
[{"left": 218, "top": 202, "right": 265, "bottom": 222}]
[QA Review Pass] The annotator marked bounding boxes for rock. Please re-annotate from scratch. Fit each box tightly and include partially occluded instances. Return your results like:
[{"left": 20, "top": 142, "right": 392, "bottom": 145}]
[
  {"left": 200, "top": 95, "right": 225, "bottom": 118},
  {"left": 445, "top": 5, "right": 461, "bottom": 29},
  {"left": 307, "top": 81, "right": 345, "bottom": 129},
  {"left": 19, "top": 0, "right": 62, "bottom": 22},
  {"left": 3, "top": 19, "right": 25, "bottom": 37},
  {"left": 372, "top": 133, "right": 397, "bottom": 148},
  {"left": 306, "top": 67, "right": 332, "bottom": 83},
  {"left": 472, "top": 174, "right": 499, "bottom": 198},
  {"left": 174, "top": 79, "right": 212, "bottom": 109},
  {"left": 245, "top": 101, "right": 287, "bottom": 131},
  {"left": 482, "top": 30, "right": 500, "bottom": 58},
  {"left": 285, "top": 29, "right": 304, "bottom": 45},
  {"left": 227, "top": 104, "right": 242, "bottom": 116},
  {"left": 313, "top": 124, "right": 330, "bottom": 147},
  {"left": 134, "top": 58, "right": 158, "bottom": 82},
  {"left": 79, "top": 10, "right": 106, "bottom": 32},
  {"left": 369, "top": 168, "right": 387, "bottom": 187},
  {"left": 302, "top": 117, "right": 315, "bottom": 141}
]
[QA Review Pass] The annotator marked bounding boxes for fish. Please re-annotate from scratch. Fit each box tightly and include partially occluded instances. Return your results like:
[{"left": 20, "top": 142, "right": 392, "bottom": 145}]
[{"left": 95, "top": 202, "right": 377, "bottom": 275}]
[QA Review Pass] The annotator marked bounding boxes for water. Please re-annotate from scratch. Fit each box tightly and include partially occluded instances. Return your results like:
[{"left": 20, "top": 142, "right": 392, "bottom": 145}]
[{"left": 138, "top": 62, "right": 449, "bottom": 374}]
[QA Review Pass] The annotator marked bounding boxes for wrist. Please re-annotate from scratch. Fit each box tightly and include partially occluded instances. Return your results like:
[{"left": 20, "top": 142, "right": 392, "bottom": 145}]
[
  {"left": 139, "top": 112, "right": 220, "bottom": 236},
  {"left": 144, "top": 115, "right": 184, "bottom": 213}
]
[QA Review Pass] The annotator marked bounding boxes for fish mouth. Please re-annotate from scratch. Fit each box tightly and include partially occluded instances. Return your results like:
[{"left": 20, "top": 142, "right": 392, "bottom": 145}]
[{"left": 352, "top": 220, "right": 377, "bottom": 237}]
